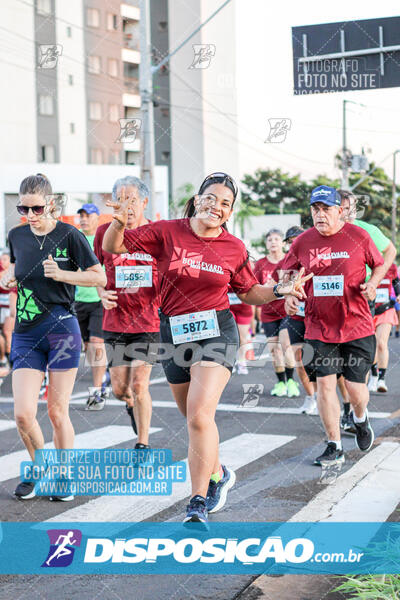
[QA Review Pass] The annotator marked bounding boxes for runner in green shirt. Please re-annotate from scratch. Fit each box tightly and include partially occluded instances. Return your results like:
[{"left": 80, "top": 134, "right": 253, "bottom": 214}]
[
  {"left": 75, "top": 203, "right": 108, "bottom": 410},
  {"left": 339, "top": 189, "right": 397, "bottom": 403}
]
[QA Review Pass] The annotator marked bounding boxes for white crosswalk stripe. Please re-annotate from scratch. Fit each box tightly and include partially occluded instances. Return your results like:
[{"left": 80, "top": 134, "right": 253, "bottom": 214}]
[
  {"left": 0, "top": 419, "right": 16, "bottom": 432},
  {"left": 290, "top": 441, "right": 400, "bottom": 523},
  {"left": 0, "top": 426, "right": 161, "bottom": 483},
  {"left": 46, "top": 433, "right": 296, "bottom": 523},
  {"left": 0, "top": 394, "right": 390, "bottom": 419}
]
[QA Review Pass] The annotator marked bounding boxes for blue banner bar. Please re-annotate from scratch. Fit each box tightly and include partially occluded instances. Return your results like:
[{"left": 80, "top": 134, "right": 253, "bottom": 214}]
[{"left": 0, "top": 522, "right": 399, "bottom": 574}]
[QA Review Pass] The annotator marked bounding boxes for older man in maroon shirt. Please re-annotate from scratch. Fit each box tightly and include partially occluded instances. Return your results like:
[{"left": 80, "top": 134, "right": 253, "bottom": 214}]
[{"left": 282, "top": 185, "right": 385, "bottom": 466}]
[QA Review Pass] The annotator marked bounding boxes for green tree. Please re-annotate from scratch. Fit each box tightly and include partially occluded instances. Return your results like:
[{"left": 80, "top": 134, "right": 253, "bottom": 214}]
[
  {"left": 241, "top": 168, "right": 310, "bottom": 219},
  {"left": 170, "top": 183, "right": 195, "bottom": 218},
  {"left": 233, "top": 202, "right": 264, "bottom": 238},
  {"left": 349, "top": 164, "right": 394, "bottom": 240}
]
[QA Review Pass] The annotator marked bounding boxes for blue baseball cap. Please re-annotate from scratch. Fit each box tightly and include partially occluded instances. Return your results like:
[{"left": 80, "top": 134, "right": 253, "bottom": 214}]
[
  {"left": 77, "top": 203, "right": 100, "bottom": 215},
  {"left": 310, "top": 185, "right": 341, "bottom": 207}
]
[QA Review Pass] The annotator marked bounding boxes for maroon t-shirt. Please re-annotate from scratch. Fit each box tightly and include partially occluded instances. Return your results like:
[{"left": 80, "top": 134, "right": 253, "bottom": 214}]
[
  {"left": 94, "top": 222, "right": 160, "bottom": 333},
  {"left": 122, "top": 218, "right": 258, "bottom": 316},
  {"left": 375, "top": 262, "right": 397, "bottom": 307},
  {"left": 227, "top": 285, "right": 253, "bottom": 319},
  {"left": 253, "top": 257, "right": 286, "bottom": 322},
  {"left": 281, "top": 223, "right": 384, "bottom": 343}
]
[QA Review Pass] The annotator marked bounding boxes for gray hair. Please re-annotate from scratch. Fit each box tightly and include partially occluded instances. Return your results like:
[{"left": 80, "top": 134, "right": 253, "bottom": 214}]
[
  {"left": 265, "top": 228, "right": 284, "bottom": 240},
  {"left": 112, "top": 176, "right": 150, "bottom": 202}
]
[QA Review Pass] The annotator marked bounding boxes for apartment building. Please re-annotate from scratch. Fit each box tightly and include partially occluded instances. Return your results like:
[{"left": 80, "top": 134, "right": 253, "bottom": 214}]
[{"left": 0, "top": 0, "right": 168, "bottom": 245}]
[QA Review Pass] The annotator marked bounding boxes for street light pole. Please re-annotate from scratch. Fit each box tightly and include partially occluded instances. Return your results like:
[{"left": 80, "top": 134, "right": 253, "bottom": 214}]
[
  {"left": 139, "top": 0, "right": 232, "bottom": 218},
  {"left": 139, "top": 0, "right": 155, "bottom": 219},
  {"left": 341, "top": 99, "right": 366, "bottom": 190},
  {"left": 342, "top": 99, "right": 349, "bottom": 190},
  {"left": 392, "top": 150, "right": 400, "bottom": 244}
]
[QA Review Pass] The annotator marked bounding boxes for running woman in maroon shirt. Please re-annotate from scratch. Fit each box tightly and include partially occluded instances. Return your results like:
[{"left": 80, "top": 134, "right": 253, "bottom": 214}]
[
  {"left": 367, "top": 262, "right": 400, "bottom": 393},
  {"left": 94, "top": 176, "right": 160, "bottom": 450},
  {"left": 103, "top": 172, "right": 311, "bottom": 526},
  {"left": 283, "top": 185, "right": 385, "bottom": 466}
]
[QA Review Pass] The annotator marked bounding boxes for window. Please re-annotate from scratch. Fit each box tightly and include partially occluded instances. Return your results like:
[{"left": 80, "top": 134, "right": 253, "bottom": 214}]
[
  {"left": 88, "top": 55, "right": 101, "bottom": 74},
  {"left": 36, "top": 0, "right": 52, "bottom": 15},
  {"left": 89, "top": 102, "right": 102, "bottom": 120},
  {"left": 87, "top": 8, "right": 100, "bottom": 28},
  {"left": 107, "top": 13, "right": 118, "bottom": 30},
  {"left": 39, "top": 95, "right": 54, "bottom": 116},
  {"left": 109, "top": 104, "right": 119, "bottom": 123},
  {"left": 108, "top": 58, "right": 118, "bottom": 77},
  {"left": 158, "top": 21, "right": 168, "bottom": 32},
  {"left": 40, "top": 145, "right": 55, "bottom": 163},
  {"left": 68, "top": 74, "right": 73, "bottom": 85},
  {"left": 90, "top": 148, "right": 103, "bottom": 164},
  {"left": 70, "top": 123, "right": 75, "bottom": 134},
  {"left": 109, "top": 150, "right": 120, "bottom": 164},
  {"left": 66, "top": 26, "right": 72, "bottom": 37}
]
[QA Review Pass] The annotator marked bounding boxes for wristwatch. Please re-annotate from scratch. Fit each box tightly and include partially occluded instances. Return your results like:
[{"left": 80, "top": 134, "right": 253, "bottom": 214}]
[{"left": 273, "top": 284, "right": 284, "bottom": 299}]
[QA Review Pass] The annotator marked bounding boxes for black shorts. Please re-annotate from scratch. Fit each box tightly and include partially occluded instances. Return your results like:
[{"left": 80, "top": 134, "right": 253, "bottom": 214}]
[
  {"left": 74, "top": 301, "right": 104, "bottom": 341},
  {"left": 104, "top": 331, "right": 160, "bottom": 367},
  {"left": 262, "top": 319, "right": 283, "bottom": 338},
  {"left": 304, "top": 335, "right": 376, "bottom": 383},
  {"left": 280, "top": 317, "right": 305, "bottom": 345},
  {"left": 159, "top": 309, "right": 239, "bottom": 384}
]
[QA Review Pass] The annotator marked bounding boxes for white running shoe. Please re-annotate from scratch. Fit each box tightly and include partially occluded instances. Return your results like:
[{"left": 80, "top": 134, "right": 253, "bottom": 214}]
[
  {"left": 300, "top": 395, "right": 318, "bottom": 415},
  {"left": 236, "top": 363, "right": 249, "bottom": 375},
  {"left": 377, "top": 379, "right": 388, "bottom": 393},
  {"left": 368, "top": 375, "right": 378, "bottom": 392}
]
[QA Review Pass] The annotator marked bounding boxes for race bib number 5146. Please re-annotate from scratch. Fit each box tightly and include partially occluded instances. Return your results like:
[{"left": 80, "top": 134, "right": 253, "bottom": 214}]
[{"left": 313, "top": 275, "right": 344, "bottom": 297}]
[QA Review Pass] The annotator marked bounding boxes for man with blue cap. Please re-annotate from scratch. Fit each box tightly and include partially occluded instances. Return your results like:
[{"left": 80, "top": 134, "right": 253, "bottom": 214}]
[
  {"left": 75, "top": 203, "right": 108, "bottom": 410},
  {"left": 281, "top": 185, "right": 386, "bottom": 466}
]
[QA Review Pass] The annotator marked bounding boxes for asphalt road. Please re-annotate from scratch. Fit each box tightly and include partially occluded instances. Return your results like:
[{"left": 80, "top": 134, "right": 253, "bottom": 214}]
[{"left": 1, "top": 333, "right": 400, "bottom": 599}]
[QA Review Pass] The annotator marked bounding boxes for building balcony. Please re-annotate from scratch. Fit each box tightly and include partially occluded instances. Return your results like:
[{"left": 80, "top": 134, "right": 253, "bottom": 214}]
[
  {"left": 122, "top": 92, "right": 141, "bottom": 108},
  {"left": 123, "top": 139, "right": 141, "bottom": 152},
  {"left": 122, "top": 47, "right": 140, "bottom": 65},
  {"left": 121, "top": 3, "right": 140, "bottom": 21},
  {"left": 123, "top": 33, "right": 140, "bottom": 52}
]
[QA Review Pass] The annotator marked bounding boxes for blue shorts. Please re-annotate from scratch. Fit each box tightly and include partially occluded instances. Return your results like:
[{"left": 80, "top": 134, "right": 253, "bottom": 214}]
[{"left": 11, "top": 307, "right": 82, "bottom": 372}]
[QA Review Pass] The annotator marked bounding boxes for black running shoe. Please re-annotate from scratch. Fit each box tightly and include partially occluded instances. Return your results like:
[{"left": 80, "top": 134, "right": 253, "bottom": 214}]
[
  {"left": 126, "top": 404, "right": 137, "bottom": 434},
  {"left": 135, "top": 443, "right": 150, "bottom": 449},
  {"left": 313, "top": 442, "right": 345, "bottom": 466},
  {"left": 340, "top": 412, "right": 357, "bottom": 435},
  {"left": 49, "top": 494, "right": 74, "bottom": 502},
  {"left": 351, "top": 411, "right": 374, "bottom": 452},
  {"left": 14, "top": 481, "right": 36, "bottom": 500},
  {"left": 86, "top": 390, "right": 105, "bottom": 411}
]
